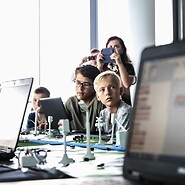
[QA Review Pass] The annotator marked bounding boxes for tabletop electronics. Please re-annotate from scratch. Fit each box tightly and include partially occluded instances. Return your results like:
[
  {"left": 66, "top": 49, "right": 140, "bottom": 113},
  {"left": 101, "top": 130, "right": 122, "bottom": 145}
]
[
  {"left": 123, "top": 40, "right": 185, "bottom": 184},
  {"left": 0, "top": 77, "right": 33, "bottom": 161},
  {"left": 40, "top": 97, "right": 68, "bottom": 130},
  {"left": 101, "top": 48, "right": 115, "bottom": 63}
]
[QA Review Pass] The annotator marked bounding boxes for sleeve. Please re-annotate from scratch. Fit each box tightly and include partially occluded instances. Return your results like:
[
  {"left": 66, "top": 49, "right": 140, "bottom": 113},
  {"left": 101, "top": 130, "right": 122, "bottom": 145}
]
[
  {"left": 64, "top": 98, "right": 75, "bottom": 131},
  {"left": 122, "top": 106, "right": 133, "bottom": 130},
  {"left": 64, "top": 99, "right": 73, "bottom": 122},
  {"left": 123, "top": 62, "right": 137, "bottom": 85},
  {"left": 26, "top": 112, "right": 35, "bottom": 129},
  {"left": 100, "top": 109, "right": 112, "bottom": 134},
  {"left": 116, "top": 102, "right": 133, "bottom": 130},
  {"left": 123, "top": 63, "right": 136, "bottom": 76}
]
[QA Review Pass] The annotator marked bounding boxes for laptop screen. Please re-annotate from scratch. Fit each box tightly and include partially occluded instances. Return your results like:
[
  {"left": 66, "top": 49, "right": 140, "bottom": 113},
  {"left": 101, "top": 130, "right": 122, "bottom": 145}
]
[
  {"left": 0, "top": 78, "right": 33, "bottom": 150},
  {"left": 130, "top": 52, "right": 185, "bottom": 157},
  {"left": 40, "top": 97, "right": 68, "bottom": 130},
  {"left": 123, "top": 41, "right": 185, "bottom": 183}
]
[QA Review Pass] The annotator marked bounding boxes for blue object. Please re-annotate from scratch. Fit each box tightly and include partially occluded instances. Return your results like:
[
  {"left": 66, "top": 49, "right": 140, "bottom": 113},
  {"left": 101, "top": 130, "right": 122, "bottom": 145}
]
[{"left": 28, "top": 139, "right": 125, "bottom": 152}]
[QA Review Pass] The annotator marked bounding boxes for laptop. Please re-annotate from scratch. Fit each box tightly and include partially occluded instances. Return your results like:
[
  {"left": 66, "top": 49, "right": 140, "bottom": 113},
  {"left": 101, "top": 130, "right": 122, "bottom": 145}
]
[
  {"left": 0, "top": 77, "right": 33, "bottom": 161},
  {"left": 123, "top": 40, "right": 185, "bottom": 184},
  {"left": 40, "top": 97, "right": 68, "bottom": 130}
]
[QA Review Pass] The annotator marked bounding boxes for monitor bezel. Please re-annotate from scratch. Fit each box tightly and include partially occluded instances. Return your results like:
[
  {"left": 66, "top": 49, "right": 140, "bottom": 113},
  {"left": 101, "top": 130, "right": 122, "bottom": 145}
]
[{"left": 123, "top": 41, "right": 185, "bottom": 183}]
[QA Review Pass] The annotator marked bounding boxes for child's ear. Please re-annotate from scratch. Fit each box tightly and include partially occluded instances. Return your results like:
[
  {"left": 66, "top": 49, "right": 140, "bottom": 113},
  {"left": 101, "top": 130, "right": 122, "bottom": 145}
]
[
  {"left": 96, "top": 93, "right": 101, "bottom": 101},
  {"left": 120, "top": 86, "right": 124, "bottom": 96}
]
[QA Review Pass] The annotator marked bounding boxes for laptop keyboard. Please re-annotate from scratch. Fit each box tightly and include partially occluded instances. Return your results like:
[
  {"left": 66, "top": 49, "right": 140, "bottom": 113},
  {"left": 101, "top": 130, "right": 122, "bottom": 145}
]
[{"left": 0, "top": 149, "right": 15, "bottom": 161}]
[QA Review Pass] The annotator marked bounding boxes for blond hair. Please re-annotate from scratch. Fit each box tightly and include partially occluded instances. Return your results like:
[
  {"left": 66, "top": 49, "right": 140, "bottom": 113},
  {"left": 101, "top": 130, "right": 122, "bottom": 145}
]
[{"left": 93, "top": 70, "right": 121, "bottom": 92}]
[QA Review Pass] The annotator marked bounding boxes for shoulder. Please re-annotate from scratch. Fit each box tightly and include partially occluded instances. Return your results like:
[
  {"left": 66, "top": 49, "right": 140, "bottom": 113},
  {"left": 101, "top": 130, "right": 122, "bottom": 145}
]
[
  {"left": 119, "top": 100, "right": 132, "bottom": 111},
  {"left": 90, "top": 97, "right": 105, "bottom": 109},
  {"left": 91, "top": 96, "right": 101, "bottom": 104},
  {"left": 28, "top": 112, "right": 35, "bottom": 119},
  {"left": 65, "top": 96, "right": 81, "bottom": 112},
  {"left": 100, "top": 107, "right": 109, "bottom": 116},
  {"left": 65, "top": 96, "right": 78, "bottom": 104}
]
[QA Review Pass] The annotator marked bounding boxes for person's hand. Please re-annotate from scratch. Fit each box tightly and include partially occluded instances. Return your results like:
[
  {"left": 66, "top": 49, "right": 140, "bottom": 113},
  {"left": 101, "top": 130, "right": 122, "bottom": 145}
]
[
  {"left": 38, "top": 122, "right": 48, "bottom": 130},
  {"left": 110, "top": 47, "right": 122, "bottom": 65},
  {"left": 79, "top": 56, "right": 88, "bottom": 66},
  {"left": 96, "top": 52, "right": 104, "bottom": 71}
]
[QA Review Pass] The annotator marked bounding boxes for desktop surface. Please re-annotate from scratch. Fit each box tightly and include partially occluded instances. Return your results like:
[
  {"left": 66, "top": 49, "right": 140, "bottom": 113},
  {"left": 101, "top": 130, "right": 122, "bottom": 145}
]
[
  {"left": 0, "top": 133, "right": 126, "bottom": 184},
  {"left": 0, "top": 133, "right": 174, "bottom": 185}
]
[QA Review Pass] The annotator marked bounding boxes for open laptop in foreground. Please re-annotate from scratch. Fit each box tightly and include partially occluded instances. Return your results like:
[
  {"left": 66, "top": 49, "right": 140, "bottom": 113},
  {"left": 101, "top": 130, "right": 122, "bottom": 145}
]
[
  {"left": 123, "top": 40, "right": 185, "bottom": 184},
  {"left": 0, "top": 77, "right": 33, "bottom": 161}
]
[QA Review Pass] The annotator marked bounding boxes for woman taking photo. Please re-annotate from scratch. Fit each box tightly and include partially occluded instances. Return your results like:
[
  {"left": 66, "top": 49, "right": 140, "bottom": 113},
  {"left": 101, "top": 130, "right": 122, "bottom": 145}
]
[{"left": 96, "top": 36, "right": 137, "bottom": 106}]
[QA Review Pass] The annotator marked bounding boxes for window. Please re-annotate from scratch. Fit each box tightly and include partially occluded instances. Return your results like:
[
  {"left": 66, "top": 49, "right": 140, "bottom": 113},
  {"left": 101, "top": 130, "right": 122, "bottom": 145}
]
[
  {"left": 39, "top": 0, "right": 90, "bottom": 101},
  {"left": 0, "top": 0, "right": 90, "bottom": 102}
]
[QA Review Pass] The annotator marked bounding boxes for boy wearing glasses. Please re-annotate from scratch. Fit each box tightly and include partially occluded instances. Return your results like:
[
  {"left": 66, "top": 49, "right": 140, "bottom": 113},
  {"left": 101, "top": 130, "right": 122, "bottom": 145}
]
[{"left": 65, "top": 65, "right": 105, "bottom": 133}]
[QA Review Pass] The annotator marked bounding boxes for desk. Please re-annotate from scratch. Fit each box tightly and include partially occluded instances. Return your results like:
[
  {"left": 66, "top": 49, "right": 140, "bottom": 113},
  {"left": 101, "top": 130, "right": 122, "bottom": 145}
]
[
  {"left": 25, "top": 145, "right": 123, "bottom": 177},
  {"left": 0, "top": 134, "right": 126, "bottom": 184},
  {"left": 0, "top": 177, "right": 127, "bottom": 185},
  {"left": 18, "top": 134, "right": 124, "bottom": 177},
  {"left": 19, "top": 134, "right": 126, "bottom": 151}
]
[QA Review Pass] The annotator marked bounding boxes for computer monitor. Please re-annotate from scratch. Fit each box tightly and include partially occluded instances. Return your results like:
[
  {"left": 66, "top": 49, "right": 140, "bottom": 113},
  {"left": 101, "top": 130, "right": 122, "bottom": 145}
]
[
  {"left": 0, "top": 77, "right": 33, "bottom": 160},
  {"left": 123, "top": 41, "right": 185, "bottom": 184}
]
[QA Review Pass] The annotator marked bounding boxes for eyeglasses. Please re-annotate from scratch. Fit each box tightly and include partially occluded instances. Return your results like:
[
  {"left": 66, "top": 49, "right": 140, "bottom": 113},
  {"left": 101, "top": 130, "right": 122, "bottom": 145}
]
[{"left": 74, "top": 80, "right": 93, "bottom": 89}]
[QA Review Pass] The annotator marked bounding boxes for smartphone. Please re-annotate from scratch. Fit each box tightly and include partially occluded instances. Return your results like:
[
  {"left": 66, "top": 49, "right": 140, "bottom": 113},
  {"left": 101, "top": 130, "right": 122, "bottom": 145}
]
[{"left": 101, "top": 48, "right": 115, "bottom": 63}]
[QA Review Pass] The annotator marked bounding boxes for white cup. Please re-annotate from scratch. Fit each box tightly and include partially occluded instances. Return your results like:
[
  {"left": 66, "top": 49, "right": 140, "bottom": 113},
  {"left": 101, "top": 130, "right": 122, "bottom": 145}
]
[
  {"left": 115, "top": 131, "right": 128, "bottom": 147},
  {"left": 58, "top": 119, "right": 70, "bottom": 134}
]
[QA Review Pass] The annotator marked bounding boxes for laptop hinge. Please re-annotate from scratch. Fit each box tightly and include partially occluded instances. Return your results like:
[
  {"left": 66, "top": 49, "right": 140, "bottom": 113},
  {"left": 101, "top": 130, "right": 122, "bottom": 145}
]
[{"left": 0, "top": 146, "right": 13, "bottom": 154}]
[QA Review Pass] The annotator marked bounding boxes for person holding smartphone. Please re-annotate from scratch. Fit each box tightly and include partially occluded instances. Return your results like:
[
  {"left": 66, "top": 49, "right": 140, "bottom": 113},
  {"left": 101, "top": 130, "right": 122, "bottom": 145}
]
[
  {"left": 96, "top": 36, "right": 137, "bottom": 106},
  {"left": 79, "top": 48, "right": 100, "bottom": 67}
]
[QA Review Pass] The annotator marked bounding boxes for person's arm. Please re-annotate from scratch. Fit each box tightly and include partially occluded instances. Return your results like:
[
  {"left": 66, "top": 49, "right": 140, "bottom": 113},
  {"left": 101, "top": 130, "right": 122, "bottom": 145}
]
[
  {"left": 111, "top": 54, "right": 132, "bottom": 89},
  {"left": 64, "top": 98, "right": 73, "bottom": 131},
  {"left": 111, "top": 48, "right": 136, "bottom": 88},
  {"left": 78, "top": 56, "right": 88, "bottom": 66},
  {"left": 117, "top": 62, "right": 134, "bottom": 88},
  {"left": 124, "top": 106, "right": 133, "bottom": 130},
  {"left": 96, "top": 52, "right": 104, "bottom": 72},
  {"left": 26, "top": 112, "right": 35, "bottom": 129},
  {"left": 116, "top": 102, "right": 133, "bottom": 130}
]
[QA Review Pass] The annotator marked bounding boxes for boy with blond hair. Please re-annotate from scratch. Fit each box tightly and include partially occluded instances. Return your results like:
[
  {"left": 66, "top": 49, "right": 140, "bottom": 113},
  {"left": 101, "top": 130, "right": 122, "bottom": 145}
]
[{"left": 94, "top": 70, "right": 132, "bottom": 135}]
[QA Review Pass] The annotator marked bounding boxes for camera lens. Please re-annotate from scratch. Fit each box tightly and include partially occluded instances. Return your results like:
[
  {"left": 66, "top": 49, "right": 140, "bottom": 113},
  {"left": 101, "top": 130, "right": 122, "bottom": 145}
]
[{"left": 88, "top": 56, "right": 96, "bottom": 61}]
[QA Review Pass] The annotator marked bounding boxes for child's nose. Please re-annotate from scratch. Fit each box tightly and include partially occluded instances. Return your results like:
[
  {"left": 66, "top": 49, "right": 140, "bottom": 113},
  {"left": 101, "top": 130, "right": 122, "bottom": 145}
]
[{"left": 105, "top": 87, "right": 111, "bottom": 95}]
